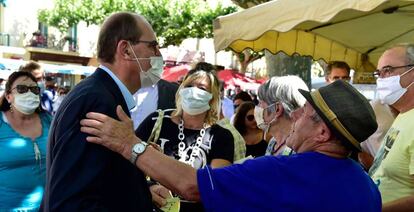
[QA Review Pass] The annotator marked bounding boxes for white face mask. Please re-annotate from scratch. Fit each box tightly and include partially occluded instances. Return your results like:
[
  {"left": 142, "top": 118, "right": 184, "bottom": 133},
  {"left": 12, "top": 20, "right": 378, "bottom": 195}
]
[
  {"left": 180, "top": 87, "right": 212, "bottom": 115},
  {"left": 254, "top": 104, "right": 277, "bottom": 137},
  {"left": 376, "top": 67, "right": 414, "bottom": 105},
  {"left": 13, "top": 92, "right": 40, "bottom": 115},
  {"left": 128, "top": 42, "right": 163, "bottom": 88},
  {"left": 254, "top": 106, "right": 266, "bottom": 130}
]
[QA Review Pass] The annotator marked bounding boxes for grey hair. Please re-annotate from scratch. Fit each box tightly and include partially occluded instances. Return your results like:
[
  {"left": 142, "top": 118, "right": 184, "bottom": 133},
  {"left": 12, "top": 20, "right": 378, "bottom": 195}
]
[
  {"left": 257, "top": 80, "right": 270, "bottom": 102},
  {"left": 258, "top": 76, "right": 309, "bottom": 117}
]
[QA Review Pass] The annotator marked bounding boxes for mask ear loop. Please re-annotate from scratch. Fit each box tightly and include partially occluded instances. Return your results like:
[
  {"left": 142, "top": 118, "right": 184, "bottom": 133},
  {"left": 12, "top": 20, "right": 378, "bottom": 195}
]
[
  {"left": 127, "top": 42, "right": 144, "bottom": 73},
  {"left": 263, "top": 102, "right": 279, "bottom": 139},
  {"left": 401, "top": 66, "right": 414, "bottom": 89}
]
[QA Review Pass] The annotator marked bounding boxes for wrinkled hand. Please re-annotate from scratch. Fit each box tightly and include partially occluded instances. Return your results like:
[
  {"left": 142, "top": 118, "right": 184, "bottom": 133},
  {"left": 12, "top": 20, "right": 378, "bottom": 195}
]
[
  {"left": 80, "top": 105, "right": 138, "bottom": 160},
  {"left": 150, "top": 184, "right": 172, "bottom": 208}
]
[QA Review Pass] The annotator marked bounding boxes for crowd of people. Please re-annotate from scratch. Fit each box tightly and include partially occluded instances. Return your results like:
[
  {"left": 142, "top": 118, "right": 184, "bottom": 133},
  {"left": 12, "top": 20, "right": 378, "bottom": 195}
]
[{"left": 0, "top": 11, "right": 413, "bottom": 212}]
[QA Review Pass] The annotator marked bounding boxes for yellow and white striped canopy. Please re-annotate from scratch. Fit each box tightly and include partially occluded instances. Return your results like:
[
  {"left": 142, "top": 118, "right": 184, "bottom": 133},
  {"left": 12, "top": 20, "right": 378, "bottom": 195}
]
[{"left": 214, "top": 0, "right": 414, "bottom": 71}]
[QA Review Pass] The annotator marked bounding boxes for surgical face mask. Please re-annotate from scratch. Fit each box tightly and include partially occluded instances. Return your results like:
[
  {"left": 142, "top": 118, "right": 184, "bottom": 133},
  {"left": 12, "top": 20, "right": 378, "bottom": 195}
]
[
  {"left": 128, "top": 42, "right": 163, "bottom": 88},
  {"left": 376, "top": 67, "right": 414, "bottom": 105},
  {"left": 13, "top": 92, "right": 40, "bottom": 115},
  {"left": 254, "top": 106, "right": 266, "bottom": 130},
  {"left": 179, "top": 87, "right": 213, "bottom": 115},
  {"left": 254, "top": 104, "right": 277, "bottom": 135}
]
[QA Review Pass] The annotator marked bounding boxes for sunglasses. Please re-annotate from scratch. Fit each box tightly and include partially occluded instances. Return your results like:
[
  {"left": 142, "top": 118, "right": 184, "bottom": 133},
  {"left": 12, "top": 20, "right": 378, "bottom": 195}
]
[
  {"left": 12, "top": 85, "right": 41, "bottom": 95},
  {"left": 246, "top": 114, "right": 255, "bottom": 121}
]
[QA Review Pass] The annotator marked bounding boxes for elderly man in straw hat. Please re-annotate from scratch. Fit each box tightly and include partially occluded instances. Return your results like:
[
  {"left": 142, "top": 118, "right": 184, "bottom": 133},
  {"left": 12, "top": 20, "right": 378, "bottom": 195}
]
[{"left": 79, "top": 80, "right": 381, "bottom": 211}]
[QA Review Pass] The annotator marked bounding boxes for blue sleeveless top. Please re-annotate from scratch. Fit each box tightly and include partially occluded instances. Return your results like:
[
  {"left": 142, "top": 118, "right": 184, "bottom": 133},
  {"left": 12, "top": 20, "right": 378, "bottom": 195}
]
[{"left": 0, "top": 112, "right": 51, "bottom": 211}]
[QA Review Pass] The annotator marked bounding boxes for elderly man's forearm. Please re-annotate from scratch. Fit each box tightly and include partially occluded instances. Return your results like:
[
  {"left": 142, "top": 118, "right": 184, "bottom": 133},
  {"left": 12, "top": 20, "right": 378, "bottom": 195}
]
[
  {"left": 136, "top": 147, "right": 200, "bottom": 201},
  {"left": 382, "top": 195, "right": 414, "bottom": 212}
]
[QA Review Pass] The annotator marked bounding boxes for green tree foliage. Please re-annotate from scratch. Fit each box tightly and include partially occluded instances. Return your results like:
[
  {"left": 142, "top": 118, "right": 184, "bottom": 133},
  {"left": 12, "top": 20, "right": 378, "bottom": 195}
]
[
  {"left": 38, "top": 0, "right": 237, "bottom": 47},
  {"left": 231, "top": 0, "right": 270, "bottom": 9}
]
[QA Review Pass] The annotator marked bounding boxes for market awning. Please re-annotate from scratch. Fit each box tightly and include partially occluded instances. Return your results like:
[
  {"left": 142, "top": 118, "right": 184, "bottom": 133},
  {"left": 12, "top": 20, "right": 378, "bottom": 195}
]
[
  {"left": 214, "top": 0, "right": 414, "bottom": 71},
  {"left": 0, "top": 58, "right": 96, "bottom": 76}
]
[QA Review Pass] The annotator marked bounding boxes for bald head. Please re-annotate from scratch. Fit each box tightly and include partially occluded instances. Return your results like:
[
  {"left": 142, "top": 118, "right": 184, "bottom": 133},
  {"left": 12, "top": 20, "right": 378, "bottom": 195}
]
[
  {"left": 97, "top": 12, "right": 153, "bottom": 63},
  {"left": 378, "top": 46, "right": 406, "bottom": 70}
]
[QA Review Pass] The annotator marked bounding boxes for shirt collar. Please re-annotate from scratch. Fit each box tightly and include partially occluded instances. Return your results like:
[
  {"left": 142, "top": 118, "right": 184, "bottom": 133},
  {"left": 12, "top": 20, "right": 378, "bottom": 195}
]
[{"left": 99, "top": 65, "right": 136, "bottom": 110}]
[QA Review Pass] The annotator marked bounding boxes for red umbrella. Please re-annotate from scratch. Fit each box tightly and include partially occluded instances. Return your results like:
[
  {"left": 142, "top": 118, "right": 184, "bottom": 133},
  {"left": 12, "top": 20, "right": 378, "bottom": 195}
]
[
  {"left": 217, "top": 69, "right": 264, "bottom": 91},
  {"left": 161, "top": 65, "right": 191, "bottom": 82}
]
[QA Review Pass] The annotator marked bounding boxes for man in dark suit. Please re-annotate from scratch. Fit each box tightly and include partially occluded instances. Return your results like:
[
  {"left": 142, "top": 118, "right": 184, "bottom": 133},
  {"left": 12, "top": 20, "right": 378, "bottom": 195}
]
[
  {"left": 131, "top": 78, "right": 178, "bottom": 129},
  {"left": 41, "top": 12, "right": 162, "bottom": 211}
]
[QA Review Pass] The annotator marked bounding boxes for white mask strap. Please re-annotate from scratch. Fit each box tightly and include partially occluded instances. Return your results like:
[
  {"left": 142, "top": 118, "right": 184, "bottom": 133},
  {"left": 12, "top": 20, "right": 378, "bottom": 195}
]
[
  {"left": 127, "top": 42, "right": 144, "bottom": 72},
  {"left": 401, "top": 66, "right": 414, "bottom": 89},
  {"left": 401, "top": 66, "right": 414, "bottom": 77}
]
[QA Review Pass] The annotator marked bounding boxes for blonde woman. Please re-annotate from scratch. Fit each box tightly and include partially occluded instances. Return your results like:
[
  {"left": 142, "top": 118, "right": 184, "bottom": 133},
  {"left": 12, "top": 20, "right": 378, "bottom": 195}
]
[{"left": 136, "top": 62, "right": 234, "bottom": 211}]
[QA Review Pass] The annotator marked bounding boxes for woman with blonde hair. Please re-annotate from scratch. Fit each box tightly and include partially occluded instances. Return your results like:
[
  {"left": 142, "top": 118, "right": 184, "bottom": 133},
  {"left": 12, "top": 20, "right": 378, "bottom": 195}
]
[{"left": 136, "top": 62, "right": 234, "bottom": 211}]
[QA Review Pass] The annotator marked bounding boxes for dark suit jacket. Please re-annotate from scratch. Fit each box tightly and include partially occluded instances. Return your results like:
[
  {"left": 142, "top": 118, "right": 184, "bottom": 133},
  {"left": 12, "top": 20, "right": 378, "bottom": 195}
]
[
  {"left": 41, "top": 68, "right": 152, "bottom": 211},
  {"left": 156, "top": 79, "right": 178, "bottom": 110}
]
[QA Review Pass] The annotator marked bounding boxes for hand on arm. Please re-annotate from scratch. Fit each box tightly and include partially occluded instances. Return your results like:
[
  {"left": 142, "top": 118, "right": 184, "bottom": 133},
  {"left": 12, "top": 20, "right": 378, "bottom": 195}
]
[
  {"left": 80, "top": 105, "right": 201, "bottom": 201},
  {"left": 80, "top": 105, "right": 137, "bottom": 160}
]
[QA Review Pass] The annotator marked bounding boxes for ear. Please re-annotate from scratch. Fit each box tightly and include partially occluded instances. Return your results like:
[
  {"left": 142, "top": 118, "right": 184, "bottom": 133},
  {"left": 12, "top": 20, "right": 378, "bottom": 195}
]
[
  {"left": 117, "top": 40, "right": 132, "bottom": 60},
  {"left": 5, "top": 92, "right": 12, "bottom": 104},
  {"left": 274, "top": 102, "right": 284, "bottom": 118},
  {"left": 313, "top": 122, "right": 331, "bottom": 143}
]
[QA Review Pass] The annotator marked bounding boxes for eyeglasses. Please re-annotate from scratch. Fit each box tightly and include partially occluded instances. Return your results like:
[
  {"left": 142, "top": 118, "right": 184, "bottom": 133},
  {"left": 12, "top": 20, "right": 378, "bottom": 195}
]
[
  {"left": 263, "top": 103, "right": 276, "bottom": 116},
  {"left": 132, "top": 40, "right": 159, "bottom": 53},
  {"left": 246, "top": 114, "right": 255, "bottom": 121},
  {"left": 11, "top": 85, "right": 40, "bottom": 95},
  {"left": 373, "top": 64, "right": 414, "bottom": 78}
]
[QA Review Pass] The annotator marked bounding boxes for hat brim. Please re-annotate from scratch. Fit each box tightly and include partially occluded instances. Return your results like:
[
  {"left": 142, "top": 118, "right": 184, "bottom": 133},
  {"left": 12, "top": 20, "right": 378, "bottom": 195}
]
[{"left": 298, "top": 89, "right": 361, "bottom": 152}]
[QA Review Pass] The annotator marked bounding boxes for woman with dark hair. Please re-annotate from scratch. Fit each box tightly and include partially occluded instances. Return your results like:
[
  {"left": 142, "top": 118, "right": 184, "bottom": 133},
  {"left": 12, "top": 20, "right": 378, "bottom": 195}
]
[
  {"left": 0, "top": 71, "right": 51, "bottom": 211},
  {"left": 233, "top": 101, "right": 267, "bottom": 158}
]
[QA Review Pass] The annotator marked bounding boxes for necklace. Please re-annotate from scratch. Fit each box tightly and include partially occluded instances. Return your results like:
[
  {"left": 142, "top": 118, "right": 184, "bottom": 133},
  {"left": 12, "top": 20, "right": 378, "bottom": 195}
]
[
  {"left": 272, "top": 139, "right": 286, "bottom": 155},
  {"left": 177, "top": 119, "right": 208, "bottom": 167}
]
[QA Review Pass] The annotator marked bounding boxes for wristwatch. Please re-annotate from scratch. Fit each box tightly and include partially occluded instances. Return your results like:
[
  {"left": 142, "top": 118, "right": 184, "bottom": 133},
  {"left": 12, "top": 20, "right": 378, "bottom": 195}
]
[{"left": 130, "top": 141, "right": 148, "bottom": 164}]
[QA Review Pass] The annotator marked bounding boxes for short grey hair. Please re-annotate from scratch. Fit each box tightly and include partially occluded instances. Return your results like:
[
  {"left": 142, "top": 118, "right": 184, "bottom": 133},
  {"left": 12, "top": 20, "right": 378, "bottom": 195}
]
[{"left": 258, "top": 76, "right": 309, "bottom": 117}]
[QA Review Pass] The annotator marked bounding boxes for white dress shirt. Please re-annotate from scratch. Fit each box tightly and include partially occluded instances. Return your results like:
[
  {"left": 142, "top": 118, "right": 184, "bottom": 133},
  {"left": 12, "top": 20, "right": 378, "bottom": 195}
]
[{"left": 130, "top": 84, "right": 158, "bottom": 130}]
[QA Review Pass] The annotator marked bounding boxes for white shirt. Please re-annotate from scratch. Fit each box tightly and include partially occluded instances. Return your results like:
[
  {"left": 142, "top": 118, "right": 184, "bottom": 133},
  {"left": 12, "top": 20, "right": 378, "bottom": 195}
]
[{"left": 130, "top": 84, "right": 158, "bottom": 130}]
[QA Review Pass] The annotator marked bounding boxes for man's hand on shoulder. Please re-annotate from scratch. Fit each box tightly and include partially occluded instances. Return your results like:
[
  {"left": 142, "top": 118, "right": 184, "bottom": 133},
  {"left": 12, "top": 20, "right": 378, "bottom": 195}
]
[{"left": 80, "top": 105, "right": 139, "bottom": 160}]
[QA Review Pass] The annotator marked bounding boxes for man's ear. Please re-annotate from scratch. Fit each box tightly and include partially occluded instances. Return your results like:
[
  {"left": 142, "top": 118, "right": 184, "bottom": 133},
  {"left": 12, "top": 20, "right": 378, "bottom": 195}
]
[
  {"left": 117, "top": 40, "right": 132, "bottom": 60},
  {"left": 314, "top": 122, "right": 331, "bottom": 143}
]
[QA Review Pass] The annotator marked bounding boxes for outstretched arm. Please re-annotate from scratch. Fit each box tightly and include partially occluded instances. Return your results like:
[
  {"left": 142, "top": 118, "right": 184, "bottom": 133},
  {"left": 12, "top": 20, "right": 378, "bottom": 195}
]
[
  {"left": 80, "top": 105, "right": 200, "bottom": 201},
  {"left": 382, "top": 195, "right": 414, "bottom": 212}
]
